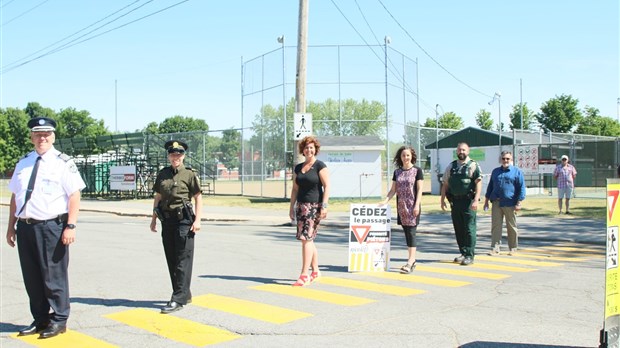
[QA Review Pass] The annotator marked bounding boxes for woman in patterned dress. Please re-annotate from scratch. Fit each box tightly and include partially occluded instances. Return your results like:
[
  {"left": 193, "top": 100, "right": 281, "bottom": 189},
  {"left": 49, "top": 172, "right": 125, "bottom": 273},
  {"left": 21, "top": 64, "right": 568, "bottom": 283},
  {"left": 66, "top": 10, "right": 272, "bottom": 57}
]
[
  {"left": 381, "top": 146, "right": 424, "bottom": 273},
  {"left": 289, "top": 136, "right": 330, "bottom": 286}
]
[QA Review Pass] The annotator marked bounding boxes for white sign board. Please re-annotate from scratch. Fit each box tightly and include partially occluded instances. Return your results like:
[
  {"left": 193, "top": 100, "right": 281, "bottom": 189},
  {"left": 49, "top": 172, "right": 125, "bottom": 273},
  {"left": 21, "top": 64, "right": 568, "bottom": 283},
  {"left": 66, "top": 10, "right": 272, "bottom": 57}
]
[
  {"left": 110, "top": 165, "right": 137, "bottom": 191},
  {"left": 348, "top": 204, "right": 391, "bottom": 272},
  {"left": 517, "top": 146, "right": 539, "bottom": 174},
  {"left": 293, "top": 112, "right": 312, "bottom": 140}
]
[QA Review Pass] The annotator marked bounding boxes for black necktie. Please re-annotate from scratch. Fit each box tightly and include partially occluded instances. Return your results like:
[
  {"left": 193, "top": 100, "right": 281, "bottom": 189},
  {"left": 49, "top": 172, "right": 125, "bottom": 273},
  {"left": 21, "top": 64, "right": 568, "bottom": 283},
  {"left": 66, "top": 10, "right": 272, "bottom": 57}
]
[{"left": 18, "top": 156, "right": 41, "bottom": 216}]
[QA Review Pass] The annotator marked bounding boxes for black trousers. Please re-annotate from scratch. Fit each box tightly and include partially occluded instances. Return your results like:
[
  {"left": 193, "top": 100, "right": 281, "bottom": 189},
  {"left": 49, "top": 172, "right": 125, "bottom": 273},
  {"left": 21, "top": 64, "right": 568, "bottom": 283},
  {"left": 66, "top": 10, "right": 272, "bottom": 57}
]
[
  {"left": 16, "top": 220, "right": 70, "bottom": 324},
  {"left": 161, "top": 215, "right": 194, "bottom": 305}
]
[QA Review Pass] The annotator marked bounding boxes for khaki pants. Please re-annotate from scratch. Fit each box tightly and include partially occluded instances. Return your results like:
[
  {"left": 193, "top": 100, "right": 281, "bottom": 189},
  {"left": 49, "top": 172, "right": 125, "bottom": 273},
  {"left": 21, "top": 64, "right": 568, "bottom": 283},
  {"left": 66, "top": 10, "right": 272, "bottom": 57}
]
[{"left": 491, "top": 202, "right": 518, "bottom": 249}]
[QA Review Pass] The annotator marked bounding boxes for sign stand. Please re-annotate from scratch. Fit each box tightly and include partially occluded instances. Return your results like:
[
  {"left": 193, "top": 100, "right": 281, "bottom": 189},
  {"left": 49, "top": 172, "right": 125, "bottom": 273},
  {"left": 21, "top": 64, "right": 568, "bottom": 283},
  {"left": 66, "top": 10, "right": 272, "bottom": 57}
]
[
  {"left": 347, "top": 204, "right": 391, "bottom": 272},
  {"left": 601, "top": 179, "right": 620, "bottom": 348}
]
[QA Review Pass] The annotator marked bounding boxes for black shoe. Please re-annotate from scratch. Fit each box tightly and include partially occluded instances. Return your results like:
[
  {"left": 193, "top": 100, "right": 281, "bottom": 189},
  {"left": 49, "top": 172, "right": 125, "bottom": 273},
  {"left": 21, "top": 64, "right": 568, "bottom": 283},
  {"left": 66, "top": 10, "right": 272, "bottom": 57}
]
[
  {"left": 187, "top": 298, "right": 192, "bottom": 304},
  {"left": 38, "top": 323, "right": 66, "bottom": 339},
  {"left": 454, "top": 255, "right": 465, "bottom": 263},
  {"left": 18, "top": 321, "right": 49, "bottom": 336},
  {"left": 161, "top": 301, "right": 183, "bottom": 314},
  {"left": 461, "top": 257, "right": 474, "bottom": 266}
]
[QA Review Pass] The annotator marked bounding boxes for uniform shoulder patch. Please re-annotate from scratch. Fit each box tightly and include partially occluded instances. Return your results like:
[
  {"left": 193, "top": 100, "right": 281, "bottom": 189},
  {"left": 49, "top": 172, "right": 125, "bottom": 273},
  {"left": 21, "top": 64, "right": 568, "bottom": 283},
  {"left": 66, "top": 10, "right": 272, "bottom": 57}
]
[{"left": 59, "top": 153, "right": 79, "bottom": 173}]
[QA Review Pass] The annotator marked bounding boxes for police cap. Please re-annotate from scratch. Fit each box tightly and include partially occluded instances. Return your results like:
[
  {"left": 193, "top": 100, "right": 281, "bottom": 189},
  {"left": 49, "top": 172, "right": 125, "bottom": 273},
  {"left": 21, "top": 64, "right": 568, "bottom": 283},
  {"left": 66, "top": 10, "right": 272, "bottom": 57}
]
[
  {"left": 164, "top": 140, "right": 188, "bottom": 154},
  {"left": 28, "top": 117, "right": 56, "bottom": 132}
]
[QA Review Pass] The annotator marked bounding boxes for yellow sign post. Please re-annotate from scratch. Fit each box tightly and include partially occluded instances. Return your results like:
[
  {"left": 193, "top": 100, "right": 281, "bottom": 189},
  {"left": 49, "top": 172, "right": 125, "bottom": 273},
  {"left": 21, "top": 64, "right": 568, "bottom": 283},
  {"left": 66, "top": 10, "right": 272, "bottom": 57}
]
[{"left": 602, "top": 179, "right": 620, "bottom": 347}]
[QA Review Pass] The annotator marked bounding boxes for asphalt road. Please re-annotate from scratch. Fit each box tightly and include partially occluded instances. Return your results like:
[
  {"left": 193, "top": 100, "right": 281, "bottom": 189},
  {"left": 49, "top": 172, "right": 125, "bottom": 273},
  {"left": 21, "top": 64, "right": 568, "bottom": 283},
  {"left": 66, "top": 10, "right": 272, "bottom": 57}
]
[{"left": 0, "top": 209, "right": 606, "bottom": 348}]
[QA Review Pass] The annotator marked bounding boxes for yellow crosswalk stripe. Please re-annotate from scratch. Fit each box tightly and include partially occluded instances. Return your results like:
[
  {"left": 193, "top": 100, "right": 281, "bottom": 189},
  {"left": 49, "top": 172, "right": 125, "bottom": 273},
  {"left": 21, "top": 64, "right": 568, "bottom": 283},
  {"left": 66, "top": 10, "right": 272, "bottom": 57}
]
[
  {"left": 191, "top": 293, "right": 312, "bottom": 324},
  {"left": 437, "top": 260, "right": 535, "bottom": 272},
  {"left": 415, "top": 265, "right": 509, "bottom": 280},
  {"left": 541, "top": 246, "right": 602, "bottom": 253},
  {"left": 318, "top": 276, "right": 426, "bottom": 296},
  {"left": 104, "top": 308, "right": 240, "bottom": 346},
  {"left": 475, "top": 255, "right": 563, "bottom": 267},
  {"left": 508, "top": 253, "right": 588, "bottom": 262},
  {"left": 12, "top": 330, "right": 118, "bottom": 348},
  {"left": 357, "top": 271, "right": 471, "bottom": 287},
  {"left": 251, "top": 284, "right": 375, "bottom": 306},
  {"left": 518, "top": 250, "right": 601, "bottom": 258}
]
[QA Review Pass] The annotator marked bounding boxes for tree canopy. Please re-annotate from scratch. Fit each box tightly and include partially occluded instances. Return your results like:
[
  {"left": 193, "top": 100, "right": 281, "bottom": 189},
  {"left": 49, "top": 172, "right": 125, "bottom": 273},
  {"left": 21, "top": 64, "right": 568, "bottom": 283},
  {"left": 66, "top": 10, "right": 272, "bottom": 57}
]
[
  {"left": 575, "top": 106, "right": 620, "bottom": 136},
  {"left": 475, "top": 109, "right": 493, "bottom": 130},
  {"left": 536, "top": 94, "right": 583, "bottom": 133},
  {"left": 508, "top": 103, "right": 535, "bottom": 130}
]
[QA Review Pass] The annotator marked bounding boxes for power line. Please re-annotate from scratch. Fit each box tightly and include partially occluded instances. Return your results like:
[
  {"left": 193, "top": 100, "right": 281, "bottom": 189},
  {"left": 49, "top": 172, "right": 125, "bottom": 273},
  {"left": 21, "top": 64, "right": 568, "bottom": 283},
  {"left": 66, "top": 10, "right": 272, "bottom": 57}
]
[
  {"left": 3, "top": 0, "right": 144, "bottom": 70},
  {"left": 1, "top": 0, "right": 18, "bottom": 10},
  {"left": 2, "top": 0, "right": 192, "bottom": 74},
  {"left": 331, "top": 0, "right": 435, "bottom": 116},
  {"left": 377, "top": 0, "right": 493, "bottom": 99},
  {"left": 2, "top": 0, "right": 49, "bottom": 26}
]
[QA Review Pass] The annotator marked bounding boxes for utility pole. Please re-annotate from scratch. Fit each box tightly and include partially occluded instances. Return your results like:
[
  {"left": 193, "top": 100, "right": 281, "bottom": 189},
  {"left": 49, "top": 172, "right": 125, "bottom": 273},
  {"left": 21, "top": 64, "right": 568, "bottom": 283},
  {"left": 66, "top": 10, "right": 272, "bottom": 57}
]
[{"left": 294, "top": 0, "right": 309, "bottom": 165}]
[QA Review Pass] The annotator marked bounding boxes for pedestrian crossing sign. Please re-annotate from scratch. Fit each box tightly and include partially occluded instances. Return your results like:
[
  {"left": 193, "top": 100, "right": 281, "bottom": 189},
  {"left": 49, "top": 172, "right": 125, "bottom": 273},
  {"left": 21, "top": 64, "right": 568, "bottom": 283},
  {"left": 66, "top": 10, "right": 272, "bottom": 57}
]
[{"left": 293, "top": 113, "right": 312, "bottom": 140}]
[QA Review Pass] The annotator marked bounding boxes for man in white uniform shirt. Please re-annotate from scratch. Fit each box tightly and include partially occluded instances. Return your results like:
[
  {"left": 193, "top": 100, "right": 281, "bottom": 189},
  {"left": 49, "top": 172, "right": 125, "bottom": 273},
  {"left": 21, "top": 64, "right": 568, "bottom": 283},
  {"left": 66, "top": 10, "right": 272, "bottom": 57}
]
[{"left": 5, "top": 117, "right": 86, "bottom": 339}]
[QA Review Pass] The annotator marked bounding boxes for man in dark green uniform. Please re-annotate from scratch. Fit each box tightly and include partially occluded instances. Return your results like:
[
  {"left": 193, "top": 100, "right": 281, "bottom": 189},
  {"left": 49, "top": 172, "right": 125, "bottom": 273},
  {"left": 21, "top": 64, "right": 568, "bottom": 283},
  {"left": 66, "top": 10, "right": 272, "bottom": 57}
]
[
  {"left": 150, "top": 140, "right": 202, "bottom": 314},
  {"left": 440, "top": 142, "right": 482, "bottom": 266}
]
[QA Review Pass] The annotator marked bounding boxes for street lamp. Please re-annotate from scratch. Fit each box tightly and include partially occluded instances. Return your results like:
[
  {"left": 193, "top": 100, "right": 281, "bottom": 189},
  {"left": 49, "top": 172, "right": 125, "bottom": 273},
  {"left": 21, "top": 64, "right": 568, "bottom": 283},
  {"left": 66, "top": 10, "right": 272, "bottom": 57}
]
[
  {"left": 384, "top": 35, "right": 391, "bottom": 192},
  {"left": 435, "top": 104, "right": 443, "bottom": 176},
  {"left": 278, "top": 35, "right": 287, "bottom": 198},
  {"left": 489, "top": 92, "right": 502, "bottom": 148}
]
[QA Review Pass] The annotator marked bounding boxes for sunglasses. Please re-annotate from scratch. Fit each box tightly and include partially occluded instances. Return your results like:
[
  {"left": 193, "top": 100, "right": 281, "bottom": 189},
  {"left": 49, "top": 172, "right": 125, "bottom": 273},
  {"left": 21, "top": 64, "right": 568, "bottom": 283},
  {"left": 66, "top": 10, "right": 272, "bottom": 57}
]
[{"left": 501, "top": 158, "right": 511, "bottom": 160}]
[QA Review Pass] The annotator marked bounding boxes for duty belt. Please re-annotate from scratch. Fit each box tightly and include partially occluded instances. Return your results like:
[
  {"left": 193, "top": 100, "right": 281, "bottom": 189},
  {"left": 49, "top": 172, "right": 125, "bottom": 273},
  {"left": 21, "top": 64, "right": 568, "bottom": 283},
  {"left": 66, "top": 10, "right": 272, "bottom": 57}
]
[{"left": 18, "top": 213, "right": 68, "bottom": 224}]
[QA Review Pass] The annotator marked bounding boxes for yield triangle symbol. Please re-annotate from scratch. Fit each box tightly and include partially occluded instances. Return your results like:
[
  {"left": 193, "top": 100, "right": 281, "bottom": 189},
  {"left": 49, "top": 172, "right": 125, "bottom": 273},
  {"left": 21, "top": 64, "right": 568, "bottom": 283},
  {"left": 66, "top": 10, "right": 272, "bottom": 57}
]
[
  {"left": 351, "top": 225, "right": 371, "bottom": 244},
  {"left": 608, "top": 190, "right": 620, "bottom": 221}
]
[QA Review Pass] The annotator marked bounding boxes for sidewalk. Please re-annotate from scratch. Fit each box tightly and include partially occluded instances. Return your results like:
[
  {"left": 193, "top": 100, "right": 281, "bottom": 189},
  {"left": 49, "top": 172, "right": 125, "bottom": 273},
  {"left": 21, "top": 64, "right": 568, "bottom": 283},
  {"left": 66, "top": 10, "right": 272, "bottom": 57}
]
[{"left": 36, "top": 198, "right": 608, "bottom": 246}]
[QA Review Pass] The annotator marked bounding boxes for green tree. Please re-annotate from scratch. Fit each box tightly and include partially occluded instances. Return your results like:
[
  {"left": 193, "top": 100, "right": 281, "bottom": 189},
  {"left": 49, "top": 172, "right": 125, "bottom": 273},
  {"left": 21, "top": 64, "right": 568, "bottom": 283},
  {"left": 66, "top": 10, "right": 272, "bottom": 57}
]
[
  {"left": 0, "top": 107, "right": 31, "bottom": 174},
  {"left": 536, "top": 94, "right": 583, "bottom": 133},
  {"left": 55, "top": 107, "right": 110, "bottom": 154},
  {"left": 575, "top": 106, "right": 620, "bottom": 136},
  {"left": 143, "top": 121, "right": 159, "bottom": 135},
  {"left": 475, "top": 109, "right": 493, "bottom": 130},
  {"left": 423, "top": 111, "right": 464, "bottom": 129},
  {"left": 158, "top": 115, "right": 209, "bottom": 133},
  {"left": 249, "top": 102, "right": 291, "bottom": 172},
  {"left": 249, "top": 98, "right": 386, "bottom": 172},
  {"left": 308, "top": 98, "right": 385, "bottom": 136},
  {"left": 509, "top": 102, "right": 535, "bottom": 130},
  {"left": 218, "top": 128, "right": 241, "bottom": 170},
  {"left": 24, "top": 102, "right": 55, "bottom": 119}
]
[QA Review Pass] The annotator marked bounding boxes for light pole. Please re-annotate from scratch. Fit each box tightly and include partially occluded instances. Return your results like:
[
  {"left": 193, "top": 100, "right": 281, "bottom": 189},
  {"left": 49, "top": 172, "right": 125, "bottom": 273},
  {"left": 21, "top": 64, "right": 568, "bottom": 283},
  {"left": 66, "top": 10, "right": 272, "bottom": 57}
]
[
  {"left": 278, "top": 35, "right": 287, "bottom": 198},
  {"left": 435, "top": 104, "right": 440, "bottom": 176},
  {"left": 489, "top": 92, "right": 502, "bottom": 148},
  {"left": 435, "top": 104, "right": 445, "bottom": 177},
  {"left": 384, "top": 35, "right": 391, "bottom": 192}
]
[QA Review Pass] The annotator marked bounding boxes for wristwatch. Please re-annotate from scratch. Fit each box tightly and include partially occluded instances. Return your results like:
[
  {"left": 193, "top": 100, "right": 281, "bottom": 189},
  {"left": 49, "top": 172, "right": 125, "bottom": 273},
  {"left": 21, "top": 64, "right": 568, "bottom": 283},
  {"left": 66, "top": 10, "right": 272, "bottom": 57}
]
[{"left": 66, "top": 224, "right": 76, "bottom": 229}]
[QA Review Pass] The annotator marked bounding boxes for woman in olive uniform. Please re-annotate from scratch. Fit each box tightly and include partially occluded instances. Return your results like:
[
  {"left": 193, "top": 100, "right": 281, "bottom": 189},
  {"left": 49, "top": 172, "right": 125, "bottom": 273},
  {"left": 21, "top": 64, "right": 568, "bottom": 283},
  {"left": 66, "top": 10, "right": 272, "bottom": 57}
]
[{"left": 150, "top": 140, "right": 202, "bottom": 314}]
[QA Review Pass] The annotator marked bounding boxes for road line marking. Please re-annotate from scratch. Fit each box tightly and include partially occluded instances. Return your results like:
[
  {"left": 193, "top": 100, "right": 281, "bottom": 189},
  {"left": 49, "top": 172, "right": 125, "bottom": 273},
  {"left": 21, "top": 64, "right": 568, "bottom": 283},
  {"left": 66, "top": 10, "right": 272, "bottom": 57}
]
[
  {"left": 437, "top": 260, "right": 535, "bottom": 272},
  {"left": 516, "top": 248, "right": 601, "bottom": 259},
  {"left": 318, "top": 276, "right": 426, "bottom": 296},
  {"left": 104, "top": 308, "right": 240, "bottom": 346},
  {"left": 475, "top": 255, "right": 563, "bottom": 267},
  {"left": 12, "top": 330, "right": 118, "bottom": 348},
  {"left": 192, "top": 294, "right": 312, "bottom": 324},
  {"left": 415, "top": 265, "right": 510, "bottom": 280},
  {"left": 507, "top": 254, "right": 588, "bottom": 262},
  {"left": 357, "top": 272, "right": 471, "bottom": 287},
  {"left": 541, "top": 246, "right": 602, "bottom": 253},
  {"left": 251, "top": 284, "right": 375, "bottom": 306}
]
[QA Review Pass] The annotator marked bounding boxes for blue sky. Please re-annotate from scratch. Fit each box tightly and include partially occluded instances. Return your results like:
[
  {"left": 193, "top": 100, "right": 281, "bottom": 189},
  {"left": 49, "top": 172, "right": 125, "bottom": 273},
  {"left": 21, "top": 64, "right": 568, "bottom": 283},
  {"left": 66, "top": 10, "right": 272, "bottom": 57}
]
[{"left": 1, "top": 0, "right": 618, "bottom": 139}]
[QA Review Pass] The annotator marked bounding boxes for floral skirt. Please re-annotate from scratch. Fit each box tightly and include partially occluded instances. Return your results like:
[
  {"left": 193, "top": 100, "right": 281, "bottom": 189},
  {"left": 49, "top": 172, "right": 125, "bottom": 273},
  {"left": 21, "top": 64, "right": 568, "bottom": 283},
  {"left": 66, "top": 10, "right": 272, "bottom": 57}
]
[{"left": 295, "top": 202, "right": 322, "bottom": 241}]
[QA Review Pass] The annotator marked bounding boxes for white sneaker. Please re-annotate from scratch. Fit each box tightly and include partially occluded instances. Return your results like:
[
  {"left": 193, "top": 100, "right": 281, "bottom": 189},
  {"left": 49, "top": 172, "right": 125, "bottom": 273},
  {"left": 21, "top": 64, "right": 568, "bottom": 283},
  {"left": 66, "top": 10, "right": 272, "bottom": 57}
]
[
  {"left": 508, "top": 248, "right": 517, "bottom": 256},
  {"left": 487, "top": 245, "right": 500, "bottom": 256}
]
